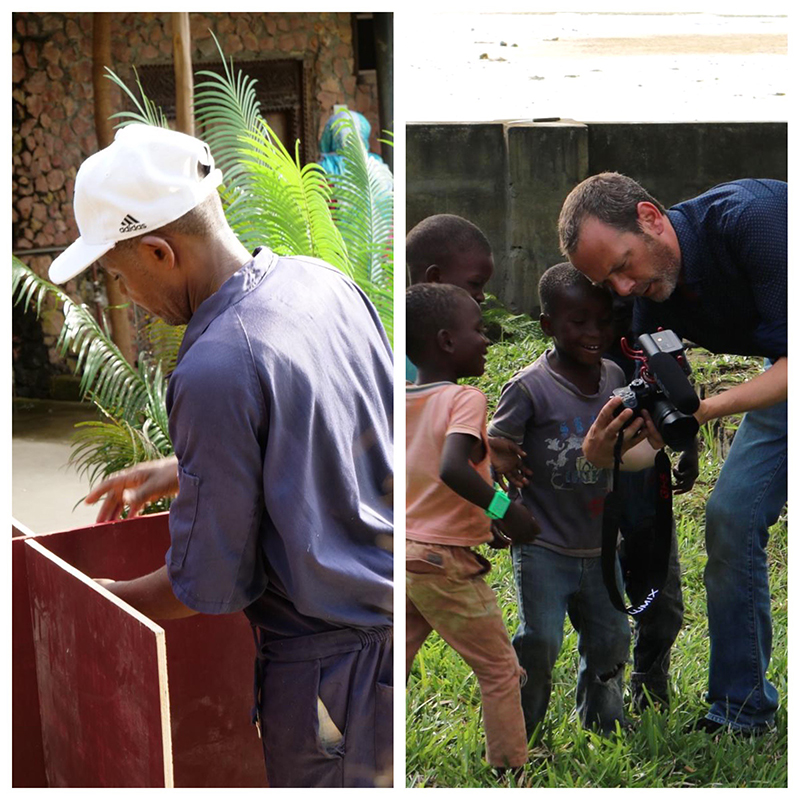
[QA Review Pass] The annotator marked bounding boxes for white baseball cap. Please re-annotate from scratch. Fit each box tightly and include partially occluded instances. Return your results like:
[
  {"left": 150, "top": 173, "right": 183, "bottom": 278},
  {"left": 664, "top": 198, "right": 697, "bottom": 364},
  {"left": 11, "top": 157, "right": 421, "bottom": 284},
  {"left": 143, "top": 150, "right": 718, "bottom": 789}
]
[{"left": 49, "top": 124, "right": 223, "bottom": 285}]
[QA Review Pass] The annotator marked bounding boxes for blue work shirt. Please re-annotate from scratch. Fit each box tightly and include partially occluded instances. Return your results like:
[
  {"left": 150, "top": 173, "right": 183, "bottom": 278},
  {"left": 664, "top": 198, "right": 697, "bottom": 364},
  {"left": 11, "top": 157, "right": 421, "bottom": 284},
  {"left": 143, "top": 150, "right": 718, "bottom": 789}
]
[
  {"left": 164, "top": 247, "right": 393, "bottom": 631},
  {"left": 633, "top": 179, "right": 787, "bottom": 360}
]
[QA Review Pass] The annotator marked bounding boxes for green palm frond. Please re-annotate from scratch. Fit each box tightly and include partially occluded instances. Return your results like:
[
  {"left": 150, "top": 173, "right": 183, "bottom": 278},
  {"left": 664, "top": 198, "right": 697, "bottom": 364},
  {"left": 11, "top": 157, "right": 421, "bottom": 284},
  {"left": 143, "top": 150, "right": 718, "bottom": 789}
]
[
  {"left": 378, "top": 129, "right": 394, "bottom": 150},
  {"left": 194, "top": 31, "right": 265, "bottom": 190},
  {"left": 327, "top": 113, "right": 394, "bottom": 338},
  {"left": 191, "top": 38, "right": 352, "bottom": 275},
  {"left": 142, "top": 317, "right": 186, "bottom": 375},
  {"left": 69, "top": 416, "right": 164, "bottom": 487},
  {"left": 234, "top": 131, "right": 352, "bottom": 273},
  {"left": 105, "top": 66, "right": 170, "bottom": 129},
  {"left": 329, "top": 113, "right": 393, "bottom": 283},
  {"left": 12, "top": 256, "right": 172, "bottom": 464}
]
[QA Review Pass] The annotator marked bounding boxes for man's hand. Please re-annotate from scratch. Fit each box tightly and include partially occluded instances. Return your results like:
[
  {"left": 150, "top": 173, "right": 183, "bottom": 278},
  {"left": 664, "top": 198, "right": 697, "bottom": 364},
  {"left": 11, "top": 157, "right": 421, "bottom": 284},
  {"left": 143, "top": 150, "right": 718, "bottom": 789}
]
[
  {"left": 488, "top": 436, "right": 532, "bottom": 490},
  {"left": 582, "top": 397, "right": 663, "bottom": 469},
  {"left": 672, "top": 445, "right": 699, "bottom": 494},
  {"left": 495, "top": 502, "right": 540, "bottom": 545},
  {"left": 85, "top": 455, "right": 180, "bottom": 522}
]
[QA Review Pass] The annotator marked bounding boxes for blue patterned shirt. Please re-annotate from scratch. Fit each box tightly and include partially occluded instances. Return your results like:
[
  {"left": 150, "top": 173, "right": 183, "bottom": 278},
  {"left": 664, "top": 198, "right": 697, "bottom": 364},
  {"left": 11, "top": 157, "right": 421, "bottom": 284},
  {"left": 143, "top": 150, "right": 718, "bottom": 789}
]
[{"left": 633, "top": 179, "right": 787, "bottom": 360}]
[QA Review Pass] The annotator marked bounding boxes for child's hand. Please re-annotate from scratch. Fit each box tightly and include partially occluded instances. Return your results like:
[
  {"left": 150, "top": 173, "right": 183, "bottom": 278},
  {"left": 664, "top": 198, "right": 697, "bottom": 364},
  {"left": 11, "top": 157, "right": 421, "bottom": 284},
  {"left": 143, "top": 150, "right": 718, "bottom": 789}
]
[
  {"left": 486, "top": 522, "right": 512, "bottom": 550},
  {"left": 488, "top": 436, "right": 532, "bottom": 490},
  {"left": 496, "top": 502, "right": 540, "bottom": 545},
  {"left": 583, "top": 397, "right": 664, "bottom": 468}
]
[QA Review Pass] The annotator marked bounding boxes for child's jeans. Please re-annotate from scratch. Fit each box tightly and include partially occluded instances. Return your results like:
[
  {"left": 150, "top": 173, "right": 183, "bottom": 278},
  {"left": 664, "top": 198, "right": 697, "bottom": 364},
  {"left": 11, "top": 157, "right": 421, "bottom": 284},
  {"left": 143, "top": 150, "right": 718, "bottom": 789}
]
[
  {"left": 406, "top": 540, "right": 528, "bottom": 768},
  {"left": 511, "top": 544, "right": 630, "bottom": 739}
]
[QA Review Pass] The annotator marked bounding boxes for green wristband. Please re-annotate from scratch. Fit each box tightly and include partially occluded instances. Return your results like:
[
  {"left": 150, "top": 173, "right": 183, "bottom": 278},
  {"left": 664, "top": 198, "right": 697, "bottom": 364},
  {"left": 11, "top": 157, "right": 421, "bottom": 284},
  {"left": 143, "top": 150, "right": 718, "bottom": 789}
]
[{"left": 485, "top": 488, "right": 511, "bottom": 520}]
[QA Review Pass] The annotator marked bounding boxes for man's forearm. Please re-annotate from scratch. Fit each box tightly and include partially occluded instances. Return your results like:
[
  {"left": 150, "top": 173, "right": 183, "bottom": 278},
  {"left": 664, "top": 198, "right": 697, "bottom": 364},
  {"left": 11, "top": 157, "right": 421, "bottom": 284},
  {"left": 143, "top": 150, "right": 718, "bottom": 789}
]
[
  {"left": 696, "top": 356, "right": 787, "bottom": 424},
  {"left": 619, "top": 439, "right": 659, "bottom": 471},
  {"left": 102, "top": 564, "right": 198, "bottom": 621}
]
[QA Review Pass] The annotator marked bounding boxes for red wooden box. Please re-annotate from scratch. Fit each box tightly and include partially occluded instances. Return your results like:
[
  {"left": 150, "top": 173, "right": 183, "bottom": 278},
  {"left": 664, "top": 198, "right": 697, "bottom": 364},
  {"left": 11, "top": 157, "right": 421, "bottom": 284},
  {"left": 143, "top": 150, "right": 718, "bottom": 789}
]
[{"left": 12, "top": 513, "right": 267, "bottom": 788}]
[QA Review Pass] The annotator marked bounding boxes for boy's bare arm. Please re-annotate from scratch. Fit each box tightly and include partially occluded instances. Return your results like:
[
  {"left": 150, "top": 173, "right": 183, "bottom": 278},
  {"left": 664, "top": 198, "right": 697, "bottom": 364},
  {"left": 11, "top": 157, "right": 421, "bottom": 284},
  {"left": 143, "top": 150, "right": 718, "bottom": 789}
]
[
  {"left": 440, "top": 433, "right": 539, "bottom": 544},
  {"left": 440, "top": 433, "right": 496, "bottom": 507}
]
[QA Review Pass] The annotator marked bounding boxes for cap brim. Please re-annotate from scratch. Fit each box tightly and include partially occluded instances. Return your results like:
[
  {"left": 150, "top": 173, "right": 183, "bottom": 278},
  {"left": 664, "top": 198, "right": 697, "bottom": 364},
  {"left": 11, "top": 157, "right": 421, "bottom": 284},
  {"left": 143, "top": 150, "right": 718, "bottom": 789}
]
[{"left": 49, "top": 238, "right": 116, "bottom": 285}]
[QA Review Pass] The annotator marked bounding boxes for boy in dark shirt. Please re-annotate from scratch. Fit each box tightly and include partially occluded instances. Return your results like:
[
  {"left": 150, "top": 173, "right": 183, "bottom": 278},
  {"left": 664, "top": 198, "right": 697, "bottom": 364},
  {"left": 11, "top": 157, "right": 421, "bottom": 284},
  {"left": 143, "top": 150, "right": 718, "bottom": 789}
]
[
  {"left": 488, "top": 263, "right": 660, "bottom": 739},
  {"left": 406, "top": 282, "right": 539, "bottom": 770}
]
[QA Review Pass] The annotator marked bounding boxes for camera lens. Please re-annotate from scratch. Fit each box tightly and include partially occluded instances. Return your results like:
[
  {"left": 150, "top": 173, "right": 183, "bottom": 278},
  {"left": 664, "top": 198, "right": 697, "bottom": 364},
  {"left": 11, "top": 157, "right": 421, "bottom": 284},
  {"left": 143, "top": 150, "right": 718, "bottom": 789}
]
[{"left": 652, "top": 398, "right": 699, "bottom": 451}]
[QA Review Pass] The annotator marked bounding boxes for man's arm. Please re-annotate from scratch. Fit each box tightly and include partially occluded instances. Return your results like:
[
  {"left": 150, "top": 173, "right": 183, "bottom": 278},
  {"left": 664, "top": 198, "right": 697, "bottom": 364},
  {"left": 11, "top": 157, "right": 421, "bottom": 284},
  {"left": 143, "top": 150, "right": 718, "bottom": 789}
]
[
  {"left": 618, "top": 439, "right": 659, "bottom": 471},
  {"left": 695, "top": 356, "right": 787, "bottom": 424},
  {"left": 97, "top": 565, "right": 198, "bottom": 620}
]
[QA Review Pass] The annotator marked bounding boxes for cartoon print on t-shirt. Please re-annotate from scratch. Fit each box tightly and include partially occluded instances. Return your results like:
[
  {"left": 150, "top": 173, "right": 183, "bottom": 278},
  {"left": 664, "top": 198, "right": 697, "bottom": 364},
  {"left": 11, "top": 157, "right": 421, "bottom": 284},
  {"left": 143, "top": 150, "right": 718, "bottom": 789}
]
[{"left": 545, "top": 417, "right": 606, "bottom": 490}]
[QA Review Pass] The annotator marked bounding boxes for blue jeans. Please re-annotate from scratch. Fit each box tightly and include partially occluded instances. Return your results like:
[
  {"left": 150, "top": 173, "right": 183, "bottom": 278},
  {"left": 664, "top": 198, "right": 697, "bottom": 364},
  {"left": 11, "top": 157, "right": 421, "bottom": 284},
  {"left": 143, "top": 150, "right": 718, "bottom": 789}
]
[
  {"left": 704, "top": 398, "right": 787, "bottom": 731},
  {"left": 512, "top": 545, "right": 631, "bottom": 739}
]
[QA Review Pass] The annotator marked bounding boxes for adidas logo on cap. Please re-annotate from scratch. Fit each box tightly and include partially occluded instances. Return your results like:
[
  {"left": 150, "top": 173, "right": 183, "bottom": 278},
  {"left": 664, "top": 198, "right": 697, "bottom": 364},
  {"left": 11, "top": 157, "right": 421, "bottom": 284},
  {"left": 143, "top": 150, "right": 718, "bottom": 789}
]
[{"left": 119, "top": 214, "right": 147, "bottom": 234}]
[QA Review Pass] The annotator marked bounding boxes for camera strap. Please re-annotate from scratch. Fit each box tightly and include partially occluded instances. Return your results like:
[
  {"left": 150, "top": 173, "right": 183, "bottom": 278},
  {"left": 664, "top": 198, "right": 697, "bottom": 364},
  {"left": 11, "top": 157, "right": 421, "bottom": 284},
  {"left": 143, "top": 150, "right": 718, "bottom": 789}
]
[{"left": 601, "top": 430, "right": 672, "bottom": 616}]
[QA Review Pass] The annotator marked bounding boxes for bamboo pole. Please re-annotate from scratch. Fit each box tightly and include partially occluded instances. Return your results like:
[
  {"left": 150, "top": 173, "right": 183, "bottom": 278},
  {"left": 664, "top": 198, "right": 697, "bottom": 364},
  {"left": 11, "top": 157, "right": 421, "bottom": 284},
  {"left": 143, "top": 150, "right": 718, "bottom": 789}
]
[
  {"left": 92, "top": 12, "right": 135, "bottom": 365},
  {"left": 172, "top": 13, "right": 194, "bottom": 136}
]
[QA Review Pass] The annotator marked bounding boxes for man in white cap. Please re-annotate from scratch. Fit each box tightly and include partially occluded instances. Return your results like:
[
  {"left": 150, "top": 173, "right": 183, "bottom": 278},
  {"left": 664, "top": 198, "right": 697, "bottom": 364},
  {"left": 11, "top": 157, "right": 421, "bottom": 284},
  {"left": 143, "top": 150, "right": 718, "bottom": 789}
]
[{"left": 50, "top": 124, "right": 394, "bottom": 788}]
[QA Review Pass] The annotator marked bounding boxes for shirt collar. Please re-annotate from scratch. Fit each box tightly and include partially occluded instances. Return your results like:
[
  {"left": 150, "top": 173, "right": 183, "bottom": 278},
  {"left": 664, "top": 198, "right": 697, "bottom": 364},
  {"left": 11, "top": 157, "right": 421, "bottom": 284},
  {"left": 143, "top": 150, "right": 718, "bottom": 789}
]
[
  {"left": 667, "top": 208, "right": 703, "bottom": 289},
  {"left": 176, "top": 246, "right": 277, "bottom": 365}
]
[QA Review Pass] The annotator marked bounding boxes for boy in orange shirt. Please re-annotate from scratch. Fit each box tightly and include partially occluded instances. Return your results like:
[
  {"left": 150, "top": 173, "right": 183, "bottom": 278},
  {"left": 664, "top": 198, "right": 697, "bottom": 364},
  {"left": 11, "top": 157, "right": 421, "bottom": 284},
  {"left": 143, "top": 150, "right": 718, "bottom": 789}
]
[{"left": 406, "top": 282, "right": 539, "bottom": 771}]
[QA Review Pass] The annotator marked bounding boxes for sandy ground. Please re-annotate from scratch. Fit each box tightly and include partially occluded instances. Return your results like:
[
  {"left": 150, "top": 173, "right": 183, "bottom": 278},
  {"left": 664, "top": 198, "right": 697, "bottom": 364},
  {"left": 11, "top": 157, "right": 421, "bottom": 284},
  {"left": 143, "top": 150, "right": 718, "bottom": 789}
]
[
  {"left": 403, "top": 12, "right": 788, "bottom": 123},
  {"left": 12, "top": 400, "right": 101, "bottom": 534}
]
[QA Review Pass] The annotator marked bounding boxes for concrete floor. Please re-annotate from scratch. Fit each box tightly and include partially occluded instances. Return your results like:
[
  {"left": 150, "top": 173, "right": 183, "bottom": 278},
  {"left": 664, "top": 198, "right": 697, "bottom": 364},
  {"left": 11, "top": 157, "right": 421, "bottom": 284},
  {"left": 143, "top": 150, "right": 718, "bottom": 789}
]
[{"left": 12, "top": 399, "right": 103, "bottom": 534}]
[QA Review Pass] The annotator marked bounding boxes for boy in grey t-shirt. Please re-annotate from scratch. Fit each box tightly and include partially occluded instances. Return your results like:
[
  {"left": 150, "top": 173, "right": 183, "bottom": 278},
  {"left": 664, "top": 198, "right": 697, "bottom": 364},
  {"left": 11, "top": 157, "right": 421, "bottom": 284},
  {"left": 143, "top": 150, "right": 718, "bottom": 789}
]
[{"left": 488, "top": 263, "right": 658, "bottom": 740}]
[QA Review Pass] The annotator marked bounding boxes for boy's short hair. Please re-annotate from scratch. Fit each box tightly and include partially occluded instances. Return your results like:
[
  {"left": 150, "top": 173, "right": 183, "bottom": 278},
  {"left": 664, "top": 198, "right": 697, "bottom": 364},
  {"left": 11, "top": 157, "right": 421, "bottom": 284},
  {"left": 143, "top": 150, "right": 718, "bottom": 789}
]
[
  {"left": 539, "top": 261, "right": 610, "bottom": 315},
  {"left": 406, "top": 214, "right": 491, "bottom": 283},
  {"left": 558, "top": 172, "right": 666, "bottom": 256},
  {"left": 406, "top": 283, "right": 474, "bottom": 365}
]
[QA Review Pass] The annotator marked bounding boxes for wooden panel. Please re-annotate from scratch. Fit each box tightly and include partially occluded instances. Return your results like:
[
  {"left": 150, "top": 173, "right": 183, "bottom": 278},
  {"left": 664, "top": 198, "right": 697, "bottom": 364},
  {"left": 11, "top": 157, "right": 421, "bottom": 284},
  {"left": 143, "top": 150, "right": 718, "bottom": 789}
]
[
  {"left": 12, "top": 524, "right": 47, "bottom": 787},
  {"left": 30, "top": 512, "right": 172, "bottom": 579},
  {"left": 25, "top": 539, "right": 171, "bottom": 787},
  {"left": 30, "top": 514, "right": 267, "bottom": 788}
]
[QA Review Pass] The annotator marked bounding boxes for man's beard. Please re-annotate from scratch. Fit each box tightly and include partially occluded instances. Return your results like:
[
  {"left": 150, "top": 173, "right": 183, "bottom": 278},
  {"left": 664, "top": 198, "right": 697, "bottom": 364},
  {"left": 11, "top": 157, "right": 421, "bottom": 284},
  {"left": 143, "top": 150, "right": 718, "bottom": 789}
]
[{"left": 643, "top": 234, "right": 681, "bottom": 302}]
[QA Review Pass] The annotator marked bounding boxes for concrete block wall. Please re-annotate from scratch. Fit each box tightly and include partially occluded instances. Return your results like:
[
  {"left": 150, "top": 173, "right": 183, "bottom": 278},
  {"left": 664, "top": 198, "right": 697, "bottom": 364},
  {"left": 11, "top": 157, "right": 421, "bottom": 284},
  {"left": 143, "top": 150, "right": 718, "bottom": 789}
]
[{"left": 407, "top": 120, "right": 787, "bottom": 317}]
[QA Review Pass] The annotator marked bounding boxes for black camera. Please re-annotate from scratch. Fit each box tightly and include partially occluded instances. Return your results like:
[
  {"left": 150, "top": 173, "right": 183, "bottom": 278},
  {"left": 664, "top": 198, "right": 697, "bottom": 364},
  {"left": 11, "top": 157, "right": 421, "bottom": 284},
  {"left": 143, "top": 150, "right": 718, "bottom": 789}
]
[{"left": 612, "top": 330, "right": 699, "bottom": 451}]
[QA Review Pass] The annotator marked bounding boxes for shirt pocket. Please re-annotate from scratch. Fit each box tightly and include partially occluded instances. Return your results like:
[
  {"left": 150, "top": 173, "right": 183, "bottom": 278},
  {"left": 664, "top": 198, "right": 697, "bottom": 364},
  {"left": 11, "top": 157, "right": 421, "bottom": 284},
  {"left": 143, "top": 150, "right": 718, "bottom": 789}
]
[{"left": 168, "top": 467, "right": 200, "bottom": 569}]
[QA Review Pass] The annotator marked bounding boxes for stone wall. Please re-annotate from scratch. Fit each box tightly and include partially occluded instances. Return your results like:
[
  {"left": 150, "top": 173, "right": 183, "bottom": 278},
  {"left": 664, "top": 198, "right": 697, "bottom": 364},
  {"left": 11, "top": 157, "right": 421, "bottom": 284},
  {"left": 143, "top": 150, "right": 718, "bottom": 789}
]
[
  {"left": 12, "top": 11, "right": 381, "bottom": 397},
  {"left": 407, "top": 120, "right": 787, "bottom": 317}
]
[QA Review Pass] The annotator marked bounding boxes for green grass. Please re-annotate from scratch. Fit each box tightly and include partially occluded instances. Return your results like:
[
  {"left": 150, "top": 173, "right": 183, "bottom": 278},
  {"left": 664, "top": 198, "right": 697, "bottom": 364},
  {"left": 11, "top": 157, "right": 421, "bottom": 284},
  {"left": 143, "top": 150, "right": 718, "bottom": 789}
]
[{"left": 406, "top": 319, "right": 788, "bottom": 788}]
